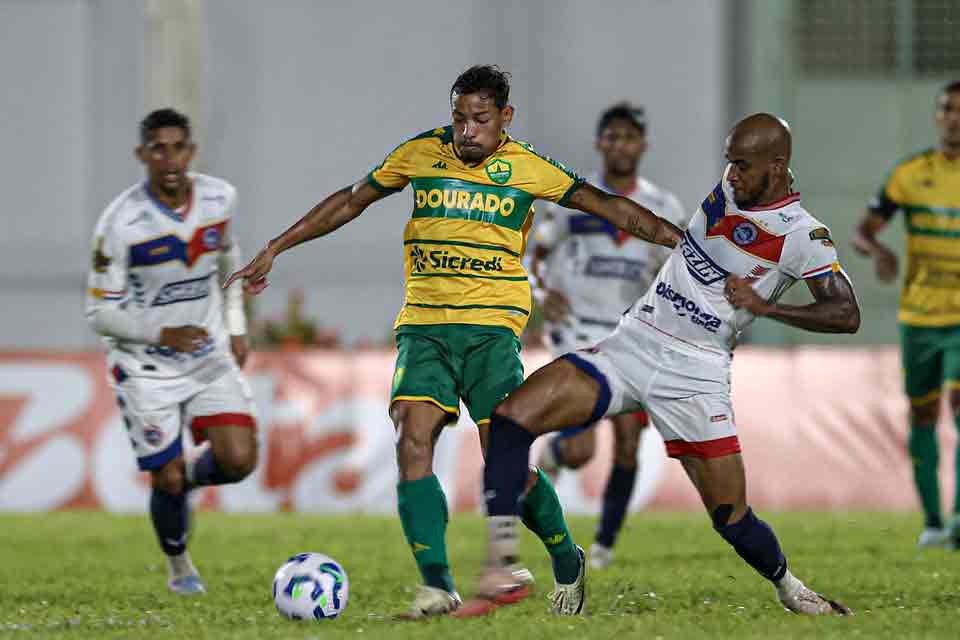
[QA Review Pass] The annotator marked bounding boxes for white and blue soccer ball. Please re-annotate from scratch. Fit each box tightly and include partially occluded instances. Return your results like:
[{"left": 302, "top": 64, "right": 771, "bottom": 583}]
[{"left": 272, "top": 552, "right": 349, "bottom": 620}]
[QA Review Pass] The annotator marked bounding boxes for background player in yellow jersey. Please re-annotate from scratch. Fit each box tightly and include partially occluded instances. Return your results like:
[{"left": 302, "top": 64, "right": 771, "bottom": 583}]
[
  {"left": 853, "top": 80, "right": 960, "bottom": 549},
  {"left": 226, "top": 65, "right": 681, "bottom": 617}
]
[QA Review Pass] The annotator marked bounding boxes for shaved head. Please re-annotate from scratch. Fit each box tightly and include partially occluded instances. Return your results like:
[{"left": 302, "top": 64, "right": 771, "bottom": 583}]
[
  {"left": 729, "top": 113, "right": 792, "bottom": 164},
  {"left": 724, "top": 113, "right": 794, "bottom": 208}
]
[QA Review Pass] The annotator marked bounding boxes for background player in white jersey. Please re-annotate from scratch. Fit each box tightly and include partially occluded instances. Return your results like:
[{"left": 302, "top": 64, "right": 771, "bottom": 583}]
[
  {"left": 457, "top": 114, "right": 860, "bottom": 618},
  {"left": 85, "top": 109, "right": 257, "bottom": 595},
  {"left": 530, "top": 103, "right": 687, "bottom": 570}
]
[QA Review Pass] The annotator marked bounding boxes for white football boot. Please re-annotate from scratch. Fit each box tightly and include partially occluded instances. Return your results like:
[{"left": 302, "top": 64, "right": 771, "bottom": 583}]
[
  {"left": 588, "top": 543, "right": 613, "bottom": 570},
  {"left": 917, "top": 527, "right": 949, "bottom": 549},
  {"left": 166, "top": 551, "right": 206, "bottom": 595},
  {"left": 775, "top": 570, "right": 851, "bottom": 616},
  {"left": 398, "top": 585, "right": 462, "bottom": 620},
  {"left": 949, "top": 515, "right": 960, "bottom": 550},
  {"left": 168, "top": 574, "right": 207, "bottom": 595},
  {"left": 548, "top": 545, "right": 586, "bottom": 615}
]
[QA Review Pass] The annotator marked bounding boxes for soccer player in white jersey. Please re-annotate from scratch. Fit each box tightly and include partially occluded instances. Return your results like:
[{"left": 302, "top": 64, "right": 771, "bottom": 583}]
[
  {"left": 530, "top": 103, "right": 688, "bottom": 570},
  {"left": 85, "top": 109, "right": 258, "bottom": 595},
  {"left": 457, "top": 114, "right": 860, "bottom": 617}
]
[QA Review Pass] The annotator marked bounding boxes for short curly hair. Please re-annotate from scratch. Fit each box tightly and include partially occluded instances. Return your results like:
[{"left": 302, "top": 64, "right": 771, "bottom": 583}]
[
  {"left": 450, "top": 65, "right": 511, "bottom": 109},
  {"left": 139, "top": 108, "right": 191, "bottom": 144}
]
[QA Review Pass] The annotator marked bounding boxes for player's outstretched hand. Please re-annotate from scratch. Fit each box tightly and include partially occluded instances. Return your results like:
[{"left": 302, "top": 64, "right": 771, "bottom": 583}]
[
  {"left": 873, "top": 247, "right": 898, "bottom": 283},
  {"left": 224, "top": 245, "right": 275, "bottom": 295},
  {"left": 724, "top": 274, "right": 769, "bottom": 315},
  {"left": 158, "top": 325, "right": 210, "bottom": 352}
]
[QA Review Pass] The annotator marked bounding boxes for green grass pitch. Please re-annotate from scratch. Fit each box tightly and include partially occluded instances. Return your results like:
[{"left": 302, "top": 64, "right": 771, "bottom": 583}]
[{"left": 1, "top": 511, "right": 957, "bottom": 638}]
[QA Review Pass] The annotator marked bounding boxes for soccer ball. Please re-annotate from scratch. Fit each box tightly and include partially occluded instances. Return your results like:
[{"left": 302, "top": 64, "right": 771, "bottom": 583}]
[{"left": 272, "top": 552, "right": 349, "bottom": 620}]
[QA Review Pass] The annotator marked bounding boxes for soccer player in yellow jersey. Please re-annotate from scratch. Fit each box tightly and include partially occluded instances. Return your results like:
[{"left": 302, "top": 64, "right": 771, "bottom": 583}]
[
  {"left": 853, "top": 81, "right": 960, "bottom": 549},
  {"left": 226, "top": 65, "right": 681, "bottom": 617}
]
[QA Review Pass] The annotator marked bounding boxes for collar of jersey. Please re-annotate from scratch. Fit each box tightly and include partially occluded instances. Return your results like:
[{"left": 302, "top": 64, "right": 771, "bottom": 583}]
[
  {"left": 742, "top": 191, "right": 801, "bottom": 212},
  {"left": 598, "top": 174, "right": 638, "bottom": 197},
  {"left": 935, "top": 149, "right": 960, "bottom": 169},
  {"left": 143, "top": 180, "right": 194, "bottom": 222}
]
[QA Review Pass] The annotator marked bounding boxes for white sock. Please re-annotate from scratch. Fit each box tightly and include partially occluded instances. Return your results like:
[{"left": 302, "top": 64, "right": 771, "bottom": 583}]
[
  {"left": 167, "top": 551, "right": 198, "bottom": 580},
  {"left": 487, "top": 515, "right": 520, "bottom": 568},
  {"left": 774, "top": 569, "right": 803, "bottom": 599}
]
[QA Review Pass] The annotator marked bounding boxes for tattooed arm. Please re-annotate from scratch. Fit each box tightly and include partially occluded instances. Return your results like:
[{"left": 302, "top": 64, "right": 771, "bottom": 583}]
[
  {"left": 566, "top": 182, "right": 682, "bottom": 249},
  {"left": 724, "top": 270, "right": 861, "bottom": 333}
]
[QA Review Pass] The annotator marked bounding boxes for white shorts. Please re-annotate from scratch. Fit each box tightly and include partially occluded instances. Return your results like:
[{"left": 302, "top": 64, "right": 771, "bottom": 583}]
[
  {"left": 564, "top": 314, "right": 739, "bottom": 458},
  {"left": 113, "top": 366, "right": 256, "bottom": 470},
  {"left": 545, "top": 315, "right": 619, "bottom": 358}
]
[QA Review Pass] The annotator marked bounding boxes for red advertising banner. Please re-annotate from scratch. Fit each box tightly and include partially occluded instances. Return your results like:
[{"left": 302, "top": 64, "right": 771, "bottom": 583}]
[{"left": 0, "top": 348, "right": 953, "bottom": 514}]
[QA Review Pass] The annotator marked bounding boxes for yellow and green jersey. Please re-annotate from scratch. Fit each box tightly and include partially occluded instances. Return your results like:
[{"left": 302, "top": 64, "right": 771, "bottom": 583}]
[
  {"left": 870, "top": 148, "right": 960, "bottom": 326},
  {"left": 368, "top": 126, "right": 584, "bottom": 335}
]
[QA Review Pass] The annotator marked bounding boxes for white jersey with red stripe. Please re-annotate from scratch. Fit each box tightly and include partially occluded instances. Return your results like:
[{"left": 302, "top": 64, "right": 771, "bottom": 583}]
[
  {"left": 85, "top": 173, "right": 239, "bottom": 398},
  {"left": 628, "top": 168, "right": 840, "bottom": 357},
  {"left": 535, "top": 172, "right": 688, "bottom": 351}
]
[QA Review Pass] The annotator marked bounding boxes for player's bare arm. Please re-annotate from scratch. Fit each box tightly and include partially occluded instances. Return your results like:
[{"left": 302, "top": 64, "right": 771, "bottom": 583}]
[
  {"left": 529, "top": 244, "right": 570, "bottom": 323},
  {"left": 230, "top": 334, "right": 250, "bottom": 368},
  {"left": 224, "top": 180, "right": 388, "bottom": 294},
  {"left": 724, "top": 270, "right": 861, "bottom": 333},
  {"left": 851, "top": 210, "right": 898, "bottom": 282},
  {"left": 568, "top": 182, "right": 681, "bottom": 249}
]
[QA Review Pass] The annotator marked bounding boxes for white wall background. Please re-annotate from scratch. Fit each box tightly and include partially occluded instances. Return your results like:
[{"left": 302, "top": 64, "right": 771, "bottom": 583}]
[{"left": 0, "top": 0, "right": 731, "bottom": 348}]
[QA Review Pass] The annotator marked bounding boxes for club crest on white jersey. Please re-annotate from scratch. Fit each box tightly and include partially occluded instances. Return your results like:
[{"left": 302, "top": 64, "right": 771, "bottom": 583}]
[{"left": 631, "top": 169, "right": 841, "bottom": 355}]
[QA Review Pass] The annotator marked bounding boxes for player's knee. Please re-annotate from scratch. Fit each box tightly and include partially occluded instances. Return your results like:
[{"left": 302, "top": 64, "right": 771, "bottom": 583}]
[
  {"left": 493, "top": 394, "right": 525, "bottom": 423},
  {"left": 562, "top": 439, "right": 592, "bottom": 469},
  {"left": 395, "top": 427, "right": 433, "bottom": 468},
  {"left": 151, "top": 461, "right": 186, "bottom": 495},
  {"left": 222, "top": 443, "right": 258, "bottom": 481},
  {"left": 564, "top": 453, "right": 589, "bottom": 469}
]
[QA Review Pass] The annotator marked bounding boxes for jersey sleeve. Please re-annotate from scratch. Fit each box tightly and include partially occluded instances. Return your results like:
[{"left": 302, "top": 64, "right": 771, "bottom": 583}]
[
  {"left": 867, "top": 163, "right": 907, "bottom": 220},
  {"left": 86, "top": 216, "right": 128, "bottom": 310},
  {"left": 532, "top": 201, "right": 570, "bottom": 250},
  {"left": 779, "top": 225, "right": 842, "bottom": 280},
  {"left": 367, "top": 140, "right": 415, "bottom": 193},
  {"left": 217, "top": 186, "right": 247, "bottom": 335},
  {"left": 85, "top": 213, "right": 160, "bottom": 343},
  {"left": 523, "top": 148, "right": 585, "bottom": 206}
]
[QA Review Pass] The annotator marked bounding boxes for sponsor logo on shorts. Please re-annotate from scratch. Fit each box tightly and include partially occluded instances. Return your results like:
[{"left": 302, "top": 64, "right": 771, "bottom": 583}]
[
  {"left": 655, "top": 281, "right": 722, "bottom": 333},
  {"left": 584, "top": 256, "right": 646, "bottom": 280},
  {"left": 152, "top": 274, "right": 212, "bottom": 306},
  {"left": 680, "top": 232, "right": 728, "bottom": 285},
  {"left": 710, "top": 414, "right": 727, "bottom": 423}
]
